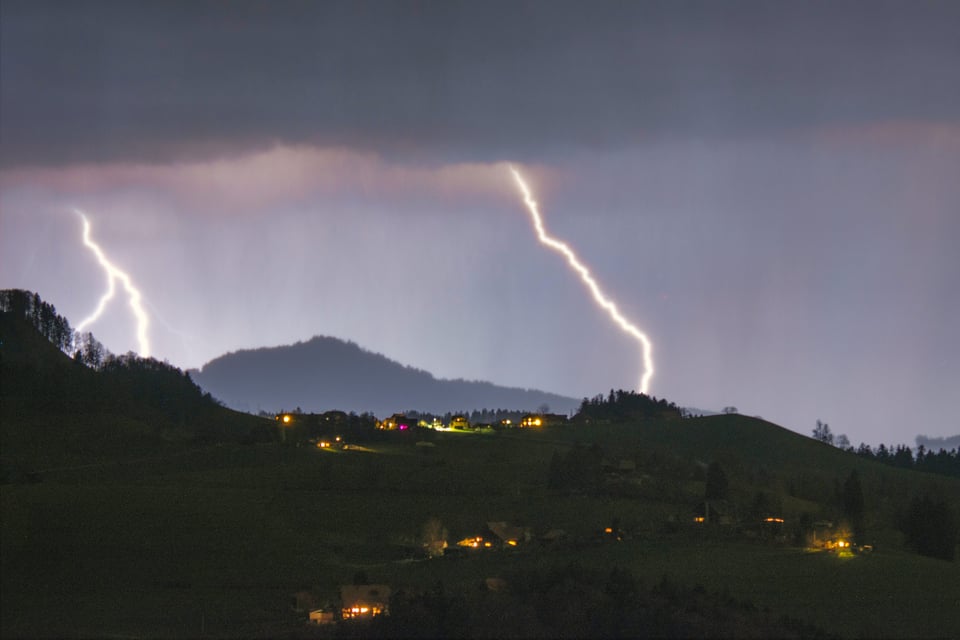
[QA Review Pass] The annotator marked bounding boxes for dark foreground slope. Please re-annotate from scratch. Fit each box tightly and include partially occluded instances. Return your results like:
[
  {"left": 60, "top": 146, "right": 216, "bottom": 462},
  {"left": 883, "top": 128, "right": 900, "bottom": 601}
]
[
  {"left": 190, "top": 335, "right": 581, "bottom": 416},
  {"left": 3, "top": 403, "right": 958, "bottom": 637},
  {"left": 3, "top": 310, "right": 958, "bottom": 638},
  {"left": 0, "top": 311, "right": 271, "bottom": 474}
]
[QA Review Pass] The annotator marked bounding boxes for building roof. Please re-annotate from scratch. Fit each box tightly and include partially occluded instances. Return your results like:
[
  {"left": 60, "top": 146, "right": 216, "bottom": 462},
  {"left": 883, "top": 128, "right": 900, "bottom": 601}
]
[
  {"left": 340, "top": 584, "right": 391, "bottom": 606},
  {"left": 486, "top": 521, "right": 529, "bottom": 543}
]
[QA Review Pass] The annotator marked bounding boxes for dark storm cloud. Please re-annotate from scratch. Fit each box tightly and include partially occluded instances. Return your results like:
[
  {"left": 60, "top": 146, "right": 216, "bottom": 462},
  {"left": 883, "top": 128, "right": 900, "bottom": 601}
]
[{"left": 3, "top": 0, "right": 958, "bottom": 168}]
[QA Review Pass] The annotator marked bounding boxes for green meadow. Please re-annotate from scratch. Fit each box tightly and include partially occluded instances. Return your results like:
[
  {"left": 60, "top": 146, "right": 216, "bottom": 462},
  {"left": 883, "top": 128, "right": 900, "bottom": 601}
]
[{"left": 3, "top": 422, "right": 959, "bottom": 638}]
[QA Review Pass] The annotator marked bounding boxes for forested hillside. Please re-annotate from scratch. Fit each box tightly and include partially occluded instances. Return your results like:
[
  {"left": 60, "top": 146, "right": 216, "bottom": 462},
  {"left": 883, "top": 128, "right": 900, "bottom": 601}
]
[{"left": 1, "top": 290, "right": 271, "bottom": 475}]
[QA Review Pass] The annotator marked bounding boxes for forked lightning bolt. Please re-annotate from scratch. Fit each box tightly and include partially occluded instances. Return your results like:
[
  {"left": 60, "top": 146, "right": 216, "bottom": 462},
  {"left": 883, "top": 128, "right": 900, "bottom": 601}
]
[
  {"left": 509, "top": 167, "right": 654, "bottom": 394},
  {"left": 74, "top": 209, "right": 151, "bottom": 357}
]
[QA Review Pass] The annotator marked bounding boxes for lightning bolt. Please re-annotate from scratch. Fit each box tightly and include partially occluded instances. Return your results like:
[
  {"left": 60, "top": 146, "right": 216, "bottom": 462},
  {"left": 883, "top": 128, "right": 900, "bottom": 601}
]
[
  {"left": 74, "top": 209, "right": 151, "bottom": 358},
  {"left": 509, "top": 167, "right": 654, "bottom": 394}
]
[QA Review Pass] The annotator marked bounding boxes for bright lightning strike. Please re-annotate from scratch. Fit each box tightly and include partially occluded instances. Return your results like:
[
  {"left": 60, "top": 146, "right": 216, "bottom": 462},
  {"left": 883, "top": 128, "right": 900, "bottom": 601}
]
[
  {"left": 74, "top": 209, "right": 152, "bottom": 357},
  {"left": 509, "top": 167, "right": 654, "bottom": 394}
]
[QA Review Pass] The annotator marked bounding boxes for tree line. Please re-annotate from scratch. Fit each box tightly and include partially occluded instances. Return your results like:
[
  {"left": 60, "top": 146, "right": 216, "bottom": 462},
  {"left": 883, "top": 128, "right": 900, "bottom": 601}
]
[
  {"left": 1, "top": 289, "right": 260, "bottom": 444},
  {"left": 812, "top": 419, "right": 960, "bottom": 479},
  {"left": 576, "top": 389, "right": 682, "bottom": 422},
  {"left": 853, "top": 443, "right": 960, "bottom": 478},
  {"left": 1, "top": 288, "right": 110, "bottom": 369},
  {"left": 0, "top": 289, "right": 74, "bottom": 353}
]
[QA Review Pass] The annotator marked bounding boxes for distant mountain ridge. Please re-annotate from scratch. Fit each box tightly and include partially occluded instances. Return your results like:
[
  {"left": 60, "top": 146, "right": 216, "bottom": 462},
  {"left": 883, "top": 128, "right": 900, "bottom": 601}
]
[{"left": 189, "top": 335, "right": 581, "bottom": 417}]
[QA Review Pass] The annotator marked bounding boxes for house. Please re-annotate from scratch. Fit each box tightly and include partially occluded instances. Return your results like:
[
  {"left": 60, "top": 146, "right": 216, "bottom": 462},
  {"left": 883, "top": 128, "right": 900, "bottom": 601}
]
[
  {"left": 308, "top": 608, "right": 335, "bottom": 625},
  {"left": 758, "top": 516, "right": 786, "bottom": 540},
  {"left": 449, "top": 415, "right": 470, "bottom": 430},
  {"left": 520, "top": 413, "right": 568, "bottom": 427},
  {"left": 294, "top": 591, "right": 336, "bottom": 625},
  {"left": 423, "top": 417, "right": 444, "bottom": 429},
  {"left": 340, "top": 584, "right": 391, "bottom": 619},
  {"left": 322, "top": 410, "right": 348, "bottom": 426},
  {"left": 456, "top": 535, "right": 493, "bottom": 549},
  {"left": 486, "top": 521, "right": 532, "bottom": 547},
  {"left": 379, "top": 414, "right": 414, "bottom": 431},
  {"left": 808, "top": 520, "right": 857, "bottom": 550},
  {"left": 810, "top": 520, "right": 835, "bottom": 548},
  {"left": 695, "top": 500, "right": 735, "bottom": 525}
]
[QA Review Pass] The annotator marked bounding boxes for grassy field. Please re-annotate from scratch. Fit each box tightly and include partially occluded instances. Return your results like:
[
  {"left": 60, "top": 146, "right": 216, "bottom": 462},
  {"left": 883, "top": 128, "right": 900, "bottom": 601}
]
[{"left": 3, "top": 424, "right": 959, "bottom": 638}]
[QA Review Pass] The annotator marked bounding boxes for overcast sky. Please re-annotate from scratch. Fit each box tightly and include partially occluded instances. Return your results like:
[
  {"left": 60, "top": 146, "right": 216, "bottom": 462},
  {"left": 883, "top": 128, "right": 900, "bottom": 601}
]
[{"left": 2, "top": 0, "right": 958, "bottom": 445}]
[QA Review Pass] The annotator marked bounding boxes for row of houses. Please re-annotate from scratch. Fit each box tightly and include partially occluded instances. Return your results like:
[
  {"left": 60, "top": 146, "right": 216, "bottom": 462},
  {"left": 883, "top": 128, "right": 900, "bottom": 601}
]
[{"left": 377, "top": 412, "right": 569, "bottom": 431}]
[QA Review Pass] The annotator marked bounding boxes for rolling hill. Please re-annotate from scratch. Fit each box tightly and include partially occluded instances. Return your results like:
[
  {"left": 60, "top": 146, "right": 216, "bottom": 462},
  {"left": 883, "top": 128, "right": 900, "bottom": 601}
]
[
  {"left": 2, "top": 296, "right": 958, "bottom": 638},
  {"left": 0, "top": 309, "right": 270, "bottom": 473},
  {"left": 189, "top": 335, "right": 582, "bottom": 417}
]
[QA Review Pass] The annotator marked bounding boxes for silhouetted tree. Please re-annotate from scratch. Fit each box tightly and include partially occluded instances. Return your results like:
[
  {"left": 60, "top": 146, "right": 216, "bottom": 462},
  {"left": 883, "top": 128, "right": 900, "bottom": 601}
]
[
  {"left": 575, "top": 389, "right": 681, "bottom": 422},
  {"left": 73, "top": 331, "right": 107, "bottom": 369},
  {"left": 812, "top": 419, "right": 833, "bottom": 445},
  {"left": 876, "top": 443, "right": 890, "bottom": 463},
  {"left": 892, "top": 444, "right": 914, "bottom": 469},
  {"left": 1, "top": 289, "right": 74, "bottom": 352}
]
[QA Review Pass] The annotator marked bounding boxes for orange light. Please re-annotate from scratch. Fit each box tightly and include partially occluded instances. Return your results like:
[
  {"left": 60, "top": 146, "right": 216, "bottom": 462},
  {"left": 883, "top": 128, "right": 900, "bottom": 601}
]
[
  {"left": 604, "top": 527, "right": 613, "bottom": 533},
  {"left": 694, "top": 516, "right": 705, "bottom": 523},
  {"left": 282, "top": 415, "right": 292, "bottom": 424}
]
